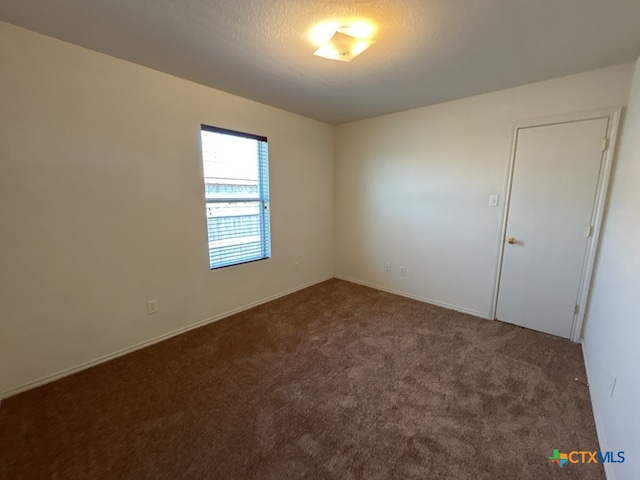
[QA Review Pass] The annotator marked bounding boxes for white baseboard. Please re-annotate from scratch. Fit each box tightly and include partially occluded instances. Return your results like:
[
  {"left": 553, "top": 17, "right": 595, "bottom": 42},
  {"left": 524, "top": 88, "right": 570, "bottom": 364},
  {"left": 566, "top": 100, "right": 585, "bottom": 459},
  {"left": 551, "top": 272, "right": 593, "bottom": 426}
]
[
  {"left": 334, "top": 275, "right": 489, "bottom": 319},
  {"left": 1, "top": 276, "right": 333, "bottom": 400},
  {"left": 581, "top": 338, "right": 613, "bottom": 480}
]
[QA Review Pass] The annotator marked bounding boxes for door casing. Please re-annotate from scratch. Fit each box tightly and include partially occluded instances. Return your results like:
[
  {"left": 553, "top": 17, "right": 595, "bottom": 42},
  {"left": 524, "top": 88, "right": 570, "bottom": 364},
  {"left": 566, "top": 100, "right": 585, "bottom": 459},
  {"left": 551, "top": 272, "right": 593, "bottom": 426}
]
[{"left": 489, "top": 108, "right": 622, "bottom": 342}]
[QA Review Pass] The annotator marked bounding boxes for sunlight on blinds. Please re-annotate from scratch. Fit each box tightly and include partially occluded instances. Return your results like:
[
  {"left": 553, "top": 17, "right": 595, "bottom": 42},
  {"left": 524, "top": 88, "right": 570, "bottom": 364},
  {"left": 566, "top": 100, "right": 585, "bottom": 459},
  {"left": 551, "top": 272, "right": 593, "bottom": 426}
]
[{"left": 201, "top": 127, "right": 270, "bottom": 269}]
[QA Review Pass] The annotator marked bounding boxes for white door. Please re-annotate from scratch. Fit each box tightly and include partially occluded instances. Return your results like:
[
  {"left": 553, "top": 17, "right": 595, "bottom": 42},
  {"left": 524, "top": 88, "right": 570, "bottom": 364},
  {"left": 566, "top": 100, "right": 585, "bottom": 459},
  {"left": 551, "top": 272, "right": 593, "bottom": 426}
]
[{"left": 496, "top": 118, "right": 608, "bottom": 339}]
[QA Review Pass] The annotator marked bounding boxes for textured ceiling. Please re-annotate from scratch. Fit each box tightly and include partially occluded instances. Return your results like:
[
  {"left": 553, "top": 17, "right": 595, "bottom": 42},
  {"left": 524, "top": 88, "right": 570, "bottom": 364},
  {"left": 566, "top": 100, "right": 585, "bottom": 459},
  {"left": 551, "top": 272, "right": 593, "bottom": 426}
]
[{"left": 1, "top": 0, "right": 639, "bottom": 124}]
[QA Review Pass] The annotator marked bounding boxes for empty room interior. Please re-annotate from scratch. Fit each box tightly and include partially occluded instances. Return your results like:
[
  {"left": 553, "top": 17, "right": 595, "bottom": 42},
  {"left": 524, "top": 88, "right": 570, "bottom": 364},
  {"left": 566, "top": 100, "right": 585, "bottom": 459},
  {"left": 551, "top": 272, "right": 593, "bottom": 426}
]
[{"left": 1, "top": 1, "right": 639, "bottom": 479}]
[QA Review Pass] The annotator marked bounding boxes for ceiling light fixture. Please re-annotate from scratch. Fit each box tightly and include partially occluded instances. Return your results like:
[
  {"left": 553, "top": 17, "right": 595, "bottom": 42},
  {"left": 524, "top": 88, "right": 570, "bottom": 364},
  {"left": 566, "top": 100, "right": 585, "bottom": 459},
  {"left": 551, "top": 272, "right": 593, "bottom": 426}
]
[{"left": 311, "top": 22, "right": 376, "bottom": 62}]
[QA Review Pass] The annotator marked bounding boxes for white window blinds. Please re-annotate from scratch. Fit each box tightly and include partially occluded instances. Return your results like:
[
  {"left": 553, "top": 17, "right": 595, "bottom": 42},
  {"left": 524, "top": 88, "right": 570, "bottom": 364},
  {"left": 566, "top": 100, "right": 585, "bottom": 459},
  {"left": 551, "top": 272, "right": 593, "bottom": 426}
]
[{"left": 200, "top": 125, "right": 271, "bottom": 269}]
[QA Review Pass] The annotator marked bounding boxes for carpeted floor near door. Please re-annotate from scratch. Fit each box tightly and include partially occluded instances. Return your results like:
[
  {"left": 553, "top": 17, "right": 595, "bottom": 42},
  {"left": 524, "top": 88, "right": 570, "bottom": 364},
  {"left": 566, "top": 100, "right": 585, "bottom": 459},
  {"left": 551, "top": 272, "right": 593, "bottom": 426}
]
[{"left": 0, "top": 279, "right": 603, "bottom": 479}]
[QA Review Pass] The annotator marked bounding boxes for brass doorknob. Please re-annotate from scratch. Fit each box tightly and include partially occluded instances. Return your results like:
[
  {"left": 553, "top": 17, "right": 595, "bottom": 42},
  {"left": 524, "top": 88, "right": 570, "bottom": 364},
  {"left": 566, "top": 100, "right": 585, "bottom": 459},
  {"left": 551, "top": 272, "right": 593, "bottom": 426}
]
[{"left": 507, "top": 237, "right": 517, "bottom": 244}]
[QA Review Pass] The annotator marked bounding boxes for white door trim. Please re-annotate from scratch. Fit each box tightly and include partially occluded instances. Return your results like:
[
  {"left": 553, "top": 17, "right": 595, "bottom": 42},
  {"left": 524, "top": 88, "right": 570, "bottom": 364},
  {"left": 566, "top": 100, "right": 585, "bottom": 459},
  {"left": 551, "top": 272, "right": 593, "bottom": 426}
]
[{"left": 489, "top": 107, "right": 622, "bottom": 342}]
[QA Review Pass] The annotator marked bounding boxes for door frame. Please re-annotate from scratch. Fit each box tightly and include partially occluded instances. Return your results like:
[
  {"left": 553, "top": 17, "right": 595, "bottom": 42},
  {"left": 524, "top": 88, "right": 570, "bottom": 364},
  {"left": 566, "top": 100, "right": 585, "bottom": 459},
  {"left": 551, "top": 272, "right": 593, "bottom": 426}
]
[{"left": 489, "top": 107, "right": 622, "bottom": 342}]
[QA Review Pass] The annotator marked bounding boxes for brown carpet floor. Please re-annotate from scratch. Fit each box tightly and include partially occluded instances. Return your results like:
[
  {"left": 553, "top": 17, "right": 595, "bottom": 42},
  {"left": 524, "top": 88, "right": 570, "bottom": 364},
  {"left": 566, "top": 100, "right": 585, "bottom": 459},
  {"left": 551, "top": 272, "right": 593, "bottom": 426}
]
[{"left": 0, "top": 279, "right": 603, "bottom": 479}]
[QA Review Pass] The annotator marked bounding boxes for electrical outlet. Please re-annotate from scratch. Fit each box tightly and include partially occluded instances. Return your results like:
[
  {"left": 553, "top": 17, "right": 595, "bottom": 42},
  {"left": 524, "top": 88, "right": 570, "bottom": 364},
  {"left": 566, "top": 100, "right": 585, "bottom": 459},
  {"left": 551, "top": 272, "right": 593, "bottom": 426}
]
[
  {"left": 384, "top": 262, "right": 391, "bottom": 272},
  {"left": 294, "top": 262, "right": 300, "bottom": 272},
  {"left": 400, "top": 265, "right": 406, "bottom": 276},
  {"left": 147, "top": 300, "right": 158, "bottom": 315}
]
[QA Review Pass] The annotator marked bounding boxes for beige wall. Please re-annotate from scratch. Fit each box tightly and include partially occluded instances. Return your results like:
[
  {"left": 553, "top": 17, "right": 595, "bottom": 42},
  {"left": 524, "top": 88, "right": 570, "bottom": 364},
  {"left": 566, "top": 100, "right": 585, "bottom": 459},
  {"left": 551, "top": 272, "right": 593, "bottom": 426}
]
[
  {"left": 334, "top": 63, "right": 633, "bottom": 317},
  {"left": 583, "top": 56, "right": 640, "bottom": 480},
  {"left": 0, "top": 22, "right": 334, "bottom": 396}
]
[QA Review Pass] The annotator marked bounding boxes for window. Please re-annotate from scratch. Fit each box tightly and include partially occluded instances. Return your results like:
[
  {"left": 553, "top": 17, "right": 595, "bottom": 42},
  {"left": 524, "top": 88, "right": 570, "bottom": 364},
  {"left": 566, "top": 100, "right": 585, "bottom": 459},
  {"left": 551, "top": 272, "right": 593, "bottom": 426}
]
[{"left": 200, "top": 125, "right": 271, "bottom": 269}]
